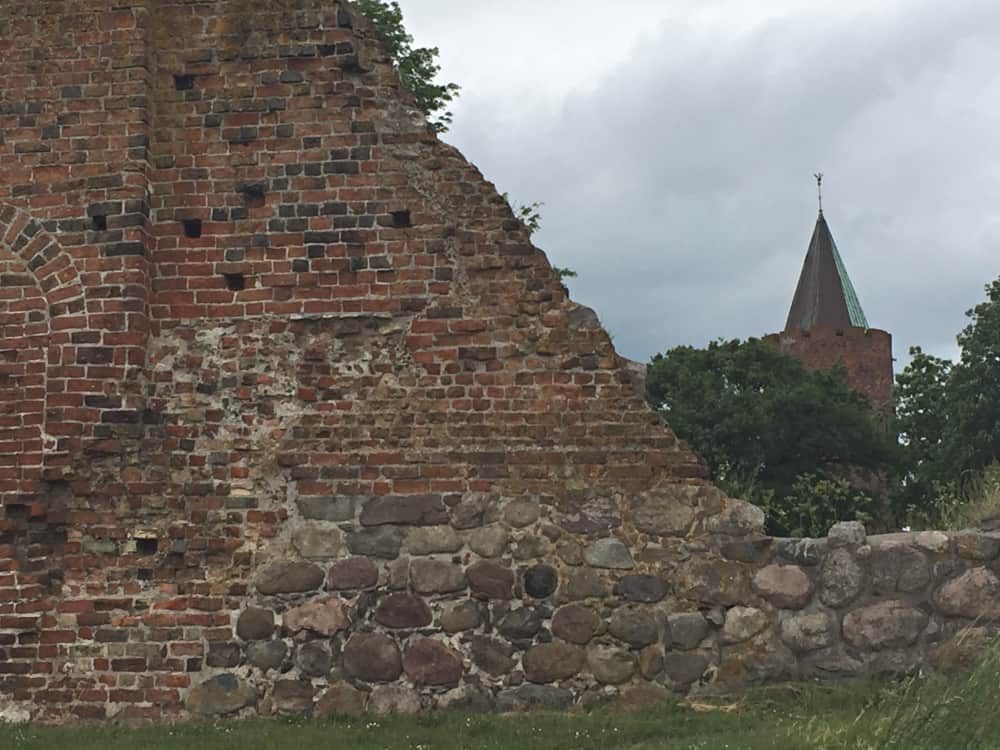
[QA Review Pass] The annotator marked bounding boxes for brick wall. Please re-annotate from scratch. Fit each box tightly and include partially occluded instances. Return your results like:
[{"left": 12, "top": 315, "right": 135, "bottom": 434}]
[
  {"left": 0, "top": 0, "right": 991, "bottom": 724},
  {"left": 764, "top": 327, "right": 894, "bottom": 411}
]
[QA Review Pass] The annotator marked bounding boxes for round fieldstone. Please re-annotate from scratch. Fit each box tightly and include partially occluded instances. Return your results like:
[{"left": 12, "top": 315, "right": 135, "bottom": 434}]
[
  {"left": 523, "top": 565, "right": 558, "bottom": 598},
  {"left": 450, "top": 492, "right": 494, "bottom": 530},
  {"left": 368, "top": 685, "right": 421, "bottom": 715},
  {"left": 666, "top": 612, "right": 709, "bottom": 650},
  {"left": 556, "top": 540, "right": 584, "bottom": 566},
  {"left": 206, "top": 641, "right": 241, "bottom": 668},
  {"left": 504, "top": 499, "right": 540, "bottom": 528},
  {"left": 780, "top": 612, "right": 836, "bottom": 652},
  {"left": 283, "top": 595, "right": 350, "bottom": 636},
  {"left": 551, "top": 605, "right": 602, "bottom": 645},
  {"left": 615, "top": 574, "right": 668, "bottom": 603},
  {"left": 406, "top": 526, "right": 463, "bottom": 555},
  {"left": 467, "top": 561, "right": 514, "bottom": 600},
  {"left": 471, "top": 636, "right": 516, "bottom": 676},
  {"left": 561, "top": 569, "right": 611, "bottom": 601},
  {"left": 403, "top": 638, "right": 464, "bottom": 686},
  {"left": 343, "top": 633, "right": 402, "bottom": 683},
  {"left": 752, "top": 564, "right": 813, "bottom": 609},
  {"left": 954, "top": 532, "right": 1000, "bottom": 561},
  {"left": 498, "top": 606, "right": 545, "bottom": 641},
  {"left": 523, "top": 642, "right": 584, "bottom": 684},
  {"left": 291, "top": 524, "right": 343, "bottom": 559},
  {"left": 843, "top": 601, "right": 928, "bottom": 650},
  {"left": 347, "top": 527, "right": 404, "bottom": 559},
  {"left": 316, "top": 683, "right": 367, "bottom": 716},
  {"left": 247, "top": 640, "right": 287, "bottom": 671},
  {"left": 375, "top": 592, "right": 432, "bottom": 629},
  {"left": 870, "top": 542, "right": 931, "bottom": 594},
  {"left": 296, "top": 640, "right": 333, "bottom": 677},
  {"left": 587, "top": 645, "right": 636, "bottom": 685},
  {"left": 439, "top": 600, "right": 481, "bottom": 633},
  {"left": 468, "top": 525, "right": 508, "bottom": 558},
  {"left": 328, "top": 557, "right": 379, "bottom": 590},
  {"left": 639, "top": 645, "right": 665, "bottom": 679},
  {"left": 237, "top": 607, "right": 275, "bottom": 641},
  {"left": 608, "top": 607, "right": 658, "bottom": 648},
  {"left": 410, "top": 559, "right": 467, "bottom": 594},
  {"left": 584, "top": 538, "right": 634, "bottom": 570},
  {"left": 827, "top": 521, "right": 866, "bottom": 548},
  {"left": 934, "top": 567, "right": 1000, "bottom": 619},
  {"left": 512, "top": 535, "right": 551, "bottom": 561},
  {"left": 630, "top": 495, "right": 698, "bottom": 536},
  {"left": 820, "top": 548, "right": 865, "bottom": 608},
  {"left": 722, "top": 606, "right": 769, "bottom": 644},
  {"left": 662, "top": 653, "right": 709, "bottom": 685},
  {"left": 256, "top": 561, "right": 325, "bottom": 595},
  {"left": 272, "top": 680, "right": 316, "bottom": 715},
  {"left": 186, "top": 674, "right": 257, "bottom": 716}
]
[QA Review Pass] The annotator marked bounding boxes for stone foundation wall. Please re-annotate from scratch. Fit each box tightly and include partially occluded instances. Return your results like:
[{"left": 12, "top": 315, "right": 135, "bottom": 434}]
[{"left": 0, "top": 0, "right": 998, "bottom": 724}]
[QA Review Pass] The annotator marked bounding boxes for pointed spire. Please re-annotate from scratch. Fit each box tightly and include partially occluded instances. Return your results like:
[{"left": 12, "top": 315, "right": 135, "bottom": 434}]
[{"left": 784, "top": 207, "right": 869, "bottom": 333}]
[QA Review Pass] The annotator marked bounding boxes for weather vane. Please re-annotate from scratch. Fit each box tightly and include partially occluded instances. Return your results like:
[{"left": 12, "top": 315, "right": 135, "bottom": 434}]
[{"left": 814, "top": 172, "right": 824, "bottom": 214}]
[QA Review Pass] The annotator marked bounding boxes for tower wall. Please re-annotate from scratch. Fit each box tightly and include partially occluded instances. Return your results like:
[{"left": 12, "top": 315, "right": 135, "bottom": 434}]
[{"left": 765, "top": 327, "right": 893, "bottom": 411}]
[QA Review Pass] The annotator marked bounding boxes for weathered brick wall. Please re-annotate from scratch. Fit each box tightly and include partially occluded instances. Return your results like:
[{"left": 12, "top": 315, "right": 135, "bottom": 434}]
[
  {"left": 0, "top": 0, "right": 995, "bottom": 724},
  {"left": 764, "top": 327, "right": 894, "bottom": 411}
]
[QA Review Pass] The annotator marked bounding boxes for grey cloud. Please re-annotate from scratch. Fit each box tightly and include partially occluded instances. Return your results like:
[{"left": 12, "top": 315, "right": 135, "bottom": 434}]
[{"left": 419, "top": 0, "right": 1000, "bottom": 366}]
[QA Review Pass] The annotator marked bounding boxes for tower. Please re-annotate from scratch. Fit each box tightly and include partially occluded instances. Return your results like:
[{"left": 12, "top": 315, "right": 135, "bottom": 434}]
[{"left": 765, "top": 198, "right": 893, "bottom": 411}]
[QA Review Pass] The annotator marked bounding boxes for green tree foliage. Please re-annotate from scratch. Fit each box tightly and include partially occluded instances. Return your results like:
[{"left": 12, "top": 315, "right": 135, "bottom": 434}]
[
  {"left": 354, "top": 0, "right": 460, "bottom": 132},
  {"left": 646, "top": 338, "right": 896, "bottom": 535},
  {"left": 761, "top": 474, "right": 876, "bottom": 539},
  {"left": 894, "top": 276, "right": 1000, "bottom": 525},
  {"left": 946, "top": 277, "right": 1000, "bottom": 472}
]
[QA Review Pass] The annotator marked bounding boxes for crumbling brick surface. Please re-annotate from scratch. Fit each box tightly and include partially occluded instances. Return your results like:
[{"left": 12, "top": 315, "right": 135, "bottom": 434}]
[{"left": 0, "top": 0, "right": 991, "bottom": 724}]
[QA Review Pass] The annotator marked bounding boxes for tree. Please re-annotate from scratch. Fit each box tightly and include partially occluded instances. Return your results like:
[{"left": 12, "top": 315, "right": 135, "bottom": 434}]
[
  {"left": 945, "top": 277, "right": 1000, "bottom": 474},
  {"left": 895, "top": 346, "right": 953, "bottom": 508},
  {"left": 355, "top": 0, "right": 460, "bottom": 132},
  {"left": 893, "top": 276, "right": 1000, "bottom": 525},
  {"left": 646, "top": 338, "right": 898, "bottom": 535}
]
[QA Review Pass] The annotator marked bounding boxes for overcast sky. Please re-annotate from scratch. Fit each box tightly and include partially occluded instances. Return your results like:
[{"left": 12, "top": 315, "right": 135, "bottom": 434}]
[{"left": 402, "top": 0, "right": 1000, "bottom": 367}]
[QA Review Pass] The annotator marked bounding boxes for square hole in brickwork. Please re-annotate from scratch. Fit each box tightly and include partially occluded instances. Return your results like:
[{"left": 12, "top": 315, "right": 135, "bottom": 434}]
[
  {"left": 136, "top": 538, "right": 158, "bottom": 555},
  {"left": 390, "top": 210, "right": 412, "bottom": 228},
  {"left": 182, "top": 219, "right": 202, "bottom": 238},
  {"left": 173, "top": 74, "right": 195, "bottom": 91},
  {"left": 91, "top": 215, "right": 107, "bottom": 231},
  {"left": 224, "top": 273, "right": 246, "bottom": 292}
]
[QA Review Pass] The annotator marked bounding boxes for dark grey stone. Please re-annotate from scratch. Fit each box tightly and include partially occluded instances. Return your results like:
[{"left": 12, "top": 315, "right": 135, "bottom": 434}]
[
  {"left": 206, "top": 641, "right": 242, "bottom": 668},
  {"left": 347, "top": 527, "right": 404, "bottom": 559},
  {"left": 523, "top": 565, "right": 559, "bottom": 599},
  {"left": 255, "top": 561, "right": 324, "bottom": 595},
  {"left": 297, "top": 640, "right": 333, "bottom": 677},
  {"left": 247, "top": 640, "right": 287, "bottom": 671},
  {"left": 614, "top": 574, "right": 668, "bottom": 603},
  {"left": 360, "top": 495, "right": 448, "bottom": 526},
  {"left": 237, "top": 607, "right": 275, "bottom": 641}
]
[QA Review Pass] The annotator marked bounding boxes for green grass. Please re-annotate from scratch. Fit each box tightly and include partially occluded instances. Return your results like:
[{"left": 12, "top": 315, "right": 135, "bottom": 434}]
[
  {"left": 0, "top": 680, "right": 880, "bottom": 750},
  {"left": 6, "top": 655, "right": 1000, "bottom": 750}
]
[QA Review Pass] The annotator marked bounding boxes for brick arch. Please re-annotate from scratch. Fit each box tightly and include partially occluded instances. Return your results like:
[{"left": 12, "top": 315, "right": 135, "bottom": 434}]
[
  {"left": 0, "top": 203, "right": 86, "bottom": 316},
  {"left": 0, "top": 204, "right": 86, "bottom": 500}
]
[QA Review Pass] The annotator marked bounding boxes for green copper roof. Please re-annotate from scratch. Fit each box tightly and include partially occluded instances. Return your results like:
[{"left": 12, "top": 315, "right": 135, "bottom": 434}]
[
  {"left": 784, "top": 212, "right": 870, "bottom": 332},
  {"left": 829, "top": 231, "right": 869, "bottom": 328}
]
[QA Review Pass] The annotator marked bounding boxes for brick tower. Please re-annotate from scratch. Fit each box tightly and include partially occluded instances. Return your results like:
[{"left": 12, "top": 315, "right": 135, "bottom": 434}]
[{"left": 765, "top": 208, "right": 893, "bottom": 411}]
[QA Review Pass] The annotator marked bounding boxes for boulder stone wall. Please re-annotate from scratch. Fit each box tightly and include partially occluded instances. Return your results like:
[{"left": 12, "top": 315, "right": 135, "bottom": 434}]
[{"left": 0, "top": 0, "right": 998, "bottom": 723}]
